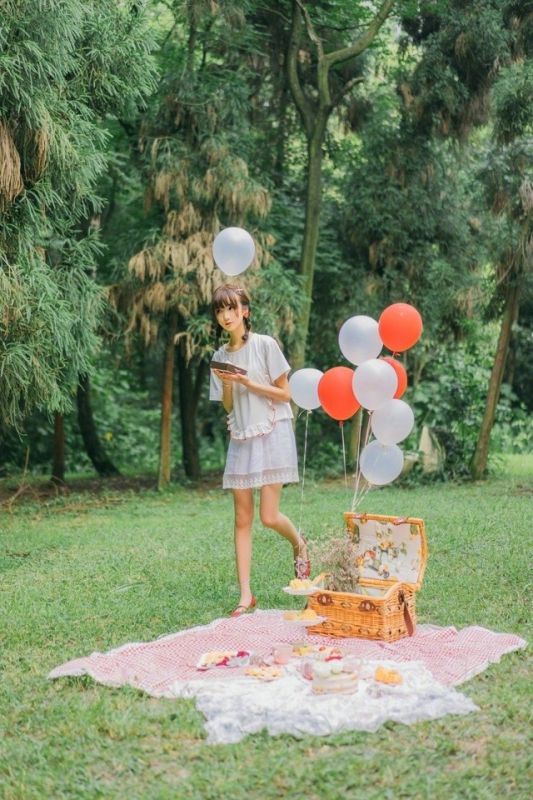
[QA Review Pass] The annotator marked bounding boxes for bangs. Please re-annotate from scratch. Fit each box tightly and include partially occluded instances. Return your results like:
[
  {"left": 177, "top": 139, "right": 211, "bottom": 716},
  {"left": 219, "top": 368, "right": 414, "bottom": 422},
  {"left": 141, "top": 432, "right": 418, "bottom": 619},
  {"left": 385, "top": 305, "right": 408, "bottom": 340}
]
[{"left": 212, "top": 285, "right": 246, "bottom": 313}]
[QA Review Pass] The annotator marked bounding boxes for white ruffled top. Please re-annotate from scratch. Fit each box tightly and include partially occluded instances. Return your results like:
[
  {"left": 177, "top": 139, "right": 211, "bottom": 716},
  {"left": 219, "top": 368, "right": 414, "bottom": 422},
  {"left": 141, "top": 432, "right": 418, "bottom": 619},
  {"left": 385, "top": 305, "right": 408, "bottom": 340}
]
[{"left": 209, "top": 333, "right": 293, "bottom": 440}]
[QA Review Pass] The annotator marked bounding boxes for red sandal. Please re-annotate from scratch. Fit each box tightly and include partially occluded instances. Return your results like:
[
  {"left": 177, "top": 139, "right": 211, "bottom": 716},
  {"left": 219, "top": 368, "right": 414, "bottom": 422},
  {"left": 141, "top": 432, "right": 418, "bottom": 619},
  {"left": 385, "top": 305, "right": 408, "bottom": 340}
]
[
  {"left": 294, "top": 534, "right": 311, "bottom": 580},
  {"left": 229, "top": 596, "right": 257, "bottom": 618}
]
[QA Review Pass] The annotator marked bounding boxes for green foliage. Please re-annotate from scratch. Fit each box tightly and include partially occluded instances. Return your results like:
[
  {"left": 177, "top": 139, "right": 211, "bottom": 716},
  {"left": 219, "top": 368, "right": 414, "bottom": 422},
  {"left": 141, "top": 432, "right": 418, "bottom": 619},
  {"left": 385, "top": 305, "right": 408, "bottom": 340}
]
[
  {"left": 492, "top": 388, "right": 533, "bottom": 455},
  {"left": 0, "top": 0, "right": 157, "bottom": 428},
  {"left": 493, "top": 61, "right": 533, "bottom": 143},
  {"left": 334, "top": 85, "right": 485, "bottom": 347},
  {"left": 409, "top": 333, "right": 531, "bottom": 479}
]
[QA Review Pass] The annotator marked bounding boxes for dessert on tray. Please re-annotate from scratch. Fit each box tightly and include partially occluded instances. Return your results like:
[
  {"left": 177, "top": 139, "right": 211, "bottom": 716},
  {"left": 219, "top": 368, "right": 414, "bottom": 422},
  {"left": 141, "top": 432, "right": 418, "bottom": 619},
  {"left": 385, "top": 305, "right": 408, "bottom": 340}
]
[
  {"left": 245, "top": 665, "right": 284, "bottom": 681},
  {"left": 310, "top": 659, "right": 359, "bottom": 694},
  {"left": 196, "top": 650, "right": 250, "bottom": 670},
  {"left": 283, "top": 573, "right": 327, "bottom": 595},
  {"left": 292, "top": 643, "right": 343, "bottom": 659}
]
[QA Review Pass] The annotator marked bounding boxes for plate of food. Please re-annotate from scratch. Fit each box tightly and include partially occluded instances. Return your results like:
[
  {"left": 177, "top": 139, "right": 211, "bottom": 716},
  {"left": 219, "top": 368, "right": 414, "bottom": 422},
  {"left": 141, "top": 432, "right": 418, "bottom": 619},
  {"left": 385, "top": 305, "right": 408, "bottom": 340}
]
[
  {"left": 196, "top": 650, "right": 251, "bottom": 671},
  {"left": 292, "top": 643, "right": 343, "bottom": 660},
  {"left": 245, "top": 665, "right": 284, "bottom": 682},
  {"left": 282, "top": 609, "right": 327, "bottom": 627},
  {"left": 282, "top": 573, "right": 327, "bottom": 596}
]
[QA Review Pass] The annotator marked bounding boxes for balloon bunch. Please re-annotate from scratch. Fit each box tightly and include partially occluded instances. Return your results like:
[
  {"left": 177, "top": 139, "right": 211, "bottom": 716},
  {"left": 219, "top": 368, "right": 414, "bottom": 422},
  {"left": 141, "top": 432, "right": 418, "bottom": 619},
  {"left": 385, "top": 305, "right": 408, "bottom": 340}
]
[
  {"left": 290, "top": 304, "right": 422, "bottom": 503},
  {"left": 210, "top": 227, "right": 423, "bottom": 502}
]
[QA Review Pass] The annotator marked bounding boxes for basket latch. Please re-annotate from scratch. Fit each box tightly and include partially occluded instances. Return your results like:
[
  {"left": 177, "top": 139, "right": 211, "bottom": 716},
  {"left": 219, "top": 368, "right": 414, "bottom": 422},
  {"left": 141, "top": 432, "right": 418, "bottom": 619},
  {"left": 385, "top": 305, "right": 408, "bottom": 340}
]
[
  {"left": 316, "top": 593, "right": 333, "bottom": 606},
  {"left": 398, "top": 590, "right": 414, "bottom": 636}
]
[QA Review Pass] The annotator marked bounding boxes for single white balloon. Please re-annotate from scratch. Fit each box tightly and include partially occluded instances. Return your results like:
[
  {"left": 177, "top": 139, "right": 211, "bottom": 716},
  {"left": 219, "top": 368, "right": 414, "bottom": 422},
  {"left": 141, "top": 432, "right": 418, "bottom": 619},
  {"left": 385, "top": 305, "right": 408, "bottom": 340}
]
[
  {"left": 360, "top": 440, "right": 404, "bottom": 485},
  {"left": 352, "top": 359, "right": 397, "bottom": 410},
  {"left": 338, "top": 315, "right": 382, "bottom": 365},
  {"left": 371, "top": 399, "right": 415, "bottom": 445},
  {"left": 212, "top": 227, "right": 255, "bottom": 276},
  {"left": 289, "top": 368, "right": 323, "bottom": 410}
]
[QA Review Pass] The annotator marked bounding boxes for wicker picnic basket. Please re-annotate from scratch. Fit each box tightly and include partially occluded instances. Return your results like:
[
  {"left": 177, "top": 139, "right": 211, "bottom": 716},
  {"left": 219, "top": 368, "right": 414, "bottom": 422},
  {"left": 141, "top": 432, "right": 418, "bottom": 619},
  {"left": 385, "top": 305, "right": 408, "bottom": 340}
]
[{"left": 308, "top": 513, "right": 428, "bottom": 642}]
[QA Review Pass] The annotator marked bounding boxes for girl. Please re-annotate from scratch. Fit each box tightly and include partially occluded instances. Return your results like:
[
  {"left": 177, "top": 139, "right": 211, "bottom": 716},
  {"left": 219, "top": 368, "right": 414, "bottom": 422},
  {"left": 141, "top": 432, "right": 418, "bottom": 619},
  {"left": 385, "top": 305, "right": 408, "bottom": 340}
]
[{"left": 210, "top": 283, "right": 310, "bottom": 617}]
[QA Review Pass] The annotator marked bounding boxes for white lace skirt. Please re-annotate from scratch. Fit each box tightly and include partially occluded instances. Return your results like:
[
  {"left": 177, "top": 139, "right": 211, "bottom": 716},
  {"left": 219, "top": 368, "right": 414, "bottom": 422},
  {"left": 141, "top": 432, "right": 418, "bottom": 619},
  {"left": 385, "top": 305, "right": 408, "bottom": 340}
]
[{"left": 223, "top": 418, "right": 299, "bottom": 490}]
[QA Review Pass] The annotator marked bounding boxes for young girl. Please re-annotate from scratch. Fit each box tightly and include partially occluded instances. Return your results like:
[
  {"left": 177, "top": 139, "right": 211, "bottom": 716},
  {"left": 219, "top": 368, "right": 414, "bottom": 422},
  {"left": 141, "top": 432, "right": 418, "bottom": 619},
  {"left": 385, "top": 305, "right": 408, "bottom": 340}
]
[{"left": 210, "top": 283, "right": 310, "bottom": 617}]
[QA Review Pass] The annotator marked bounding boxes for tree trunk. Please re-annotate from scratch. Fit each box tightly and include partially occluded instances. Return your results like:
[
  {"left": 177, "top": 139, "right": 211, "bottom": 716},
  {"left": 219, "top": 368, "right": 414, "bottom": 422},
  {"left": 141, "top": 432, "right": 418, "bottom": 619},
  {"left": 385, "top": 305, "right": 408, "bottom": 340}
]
[
  {"left": 157, "top": 316, "right": 177, "bottom": 489},
  {"left": 292, "top": 124, "right": 327, "bottom": 369},
  {"left": 77, "top": 374, "right": 120, "bottom": 477},
  {"left": 51, "top": 413, "right": 65, "bottom": 485},
  {"left": 470, "top": 277, "right": 521, "bottom": 479},
  {"left": 273, "top": 84, "right": 289, "bottom": 188},
  {"left": 176, "top": 346, "right": 206, "bottom": 480}
]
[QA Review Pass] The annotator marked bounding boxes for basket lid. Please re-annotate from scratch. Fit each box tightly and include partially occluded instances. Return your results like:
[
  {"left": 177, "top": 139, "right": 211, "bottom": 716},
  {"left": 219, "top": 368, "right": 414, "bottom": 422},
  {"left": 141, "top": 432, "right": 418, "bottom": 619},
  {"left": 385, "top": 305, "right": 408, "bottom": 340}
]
[{"left": 343, "top": 513, "right": 427, "bottom": 589}]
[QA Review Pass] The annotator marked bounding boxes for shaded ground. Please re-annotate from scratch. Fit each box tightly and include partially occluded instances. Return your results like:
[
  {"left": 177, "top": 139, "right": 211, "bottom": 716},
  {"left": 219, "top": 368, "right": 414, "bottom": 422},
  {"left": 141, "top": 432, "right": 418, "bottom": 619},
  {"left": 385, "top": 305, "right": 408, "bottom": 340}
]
[{"left": 0, "top": 472, "right": 224, "bottom": 510}]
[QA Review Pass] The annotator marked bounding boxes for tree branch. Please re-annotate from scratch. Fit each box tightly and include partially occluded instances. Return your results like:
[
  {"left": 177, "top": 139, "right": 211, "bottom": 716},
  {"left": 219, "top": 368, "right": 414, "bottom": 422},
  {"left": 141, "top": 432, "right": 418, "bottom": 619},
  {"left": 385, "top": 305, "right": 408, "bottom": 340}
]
[
  {"left": 287, "top": 0, "right": 315, "bottom": 138},
  {"left": 339, "top": 75, "right": 365, "bottom": 100},
  {"left": 296, "top": 0, "right": 324, "bottom": 60},
  {"left": 323, "top": 0, "right": 395, "bottom": 69}
]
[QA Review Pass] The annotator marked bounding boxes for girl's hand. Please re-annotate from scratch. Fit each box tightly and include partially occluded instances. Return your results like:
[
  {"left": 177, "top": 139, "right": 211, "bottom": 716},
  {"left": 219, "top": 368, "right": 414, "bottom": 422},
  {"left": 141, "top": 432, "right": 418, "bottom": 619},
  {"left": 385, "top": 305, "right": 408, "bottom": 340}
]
[
  {"left": 212, "top": 369, "right": 251, "bottom": 389},
  {"left": 213, "top": 369, "right": 251, "bottom": 388}
]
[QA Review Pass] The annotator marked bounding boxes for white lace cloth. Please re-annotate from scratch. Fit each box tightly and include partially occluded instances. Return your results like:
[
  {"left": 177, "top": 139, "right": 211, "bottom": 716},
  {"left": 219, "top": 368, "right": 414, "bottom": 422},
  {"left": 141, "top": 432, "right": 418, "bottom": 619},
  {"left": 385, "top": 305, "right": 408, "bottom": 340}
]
[{"left": 166, "top": 660, "right": 478, "bottom": 744}]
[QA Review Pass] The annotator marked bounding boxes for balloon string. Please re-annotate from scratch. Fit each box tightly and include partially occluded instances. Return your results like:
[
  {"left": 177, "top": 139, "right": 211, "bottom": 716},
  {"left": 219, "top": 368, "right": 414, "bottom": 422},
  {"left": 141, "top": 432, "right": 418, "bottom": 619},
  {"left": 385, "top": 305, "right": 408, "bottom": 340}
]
[
  {"left": 355, "top": 417, "right": 372, "bottom": 509},
  {"left": 351, "top": 410, "right": 372, "bottom": 511},
  {"left": 297, "top": 410, "right": 311, "bottom": 536},
  {"left": 351, "top": 411, "right": 365, "bottom": 511},
  {"left": 340, "top": 421, "right": 348, "bottom": 490},
  {"left": 354, "top": 482, "right": 371, "bottom": 512}
]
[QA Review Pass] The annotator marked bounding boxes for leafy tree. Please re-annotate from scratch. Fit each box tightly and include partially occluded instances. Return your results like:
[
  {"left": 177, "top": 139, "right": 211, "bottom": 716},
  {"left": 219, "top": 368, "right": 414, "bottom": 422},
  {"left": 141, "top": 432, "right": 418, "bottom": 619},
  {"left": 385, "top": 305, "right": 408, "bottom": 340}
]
[
  {"left": 0, "top": 0, "right": 156, "bottom": 478},
  {"left": 286, "top": 0, "right": 396, "bottom": 367},
  {"left": 470, "top": 60, "right": 533, "bottom": 475},
  {"left": 120, "top": 1, "right": 303, "bottom": 486}
]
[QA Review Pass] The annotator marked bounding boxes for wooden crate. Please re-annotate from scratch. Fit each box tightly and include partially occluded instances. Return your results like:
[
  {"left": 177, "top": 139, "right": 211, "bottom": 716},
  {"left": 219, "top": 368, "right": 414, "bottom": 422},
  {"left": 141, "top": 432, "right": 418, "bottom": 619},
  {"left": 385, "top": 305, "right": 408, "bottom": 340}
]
[{"left": 308, "top": 513, "right": 427, "bottom": 642}]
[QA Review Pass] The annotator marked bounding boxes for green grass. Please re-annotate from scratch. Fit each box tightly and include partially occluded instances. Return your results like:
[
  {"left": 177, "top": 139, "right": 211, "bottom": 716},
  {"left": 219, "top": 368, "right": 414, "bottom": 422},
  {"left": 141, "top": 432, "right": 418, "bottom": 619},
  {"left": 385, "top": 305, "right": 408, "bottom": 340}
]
[{"left": 1, "top": 455, "right": 531, "bottom": 799}]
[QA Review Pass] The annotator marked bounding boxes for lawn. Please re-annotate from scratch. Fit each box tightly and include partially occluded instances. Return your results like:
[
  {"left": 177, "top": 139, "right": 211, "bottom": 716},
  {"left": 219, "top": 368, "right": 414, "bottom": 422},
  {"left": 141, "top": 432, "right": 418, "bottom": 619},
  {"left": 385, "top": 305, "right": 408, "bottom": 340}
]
[{"left": 1, "top": 456, "right": 531, "bottom": 799}]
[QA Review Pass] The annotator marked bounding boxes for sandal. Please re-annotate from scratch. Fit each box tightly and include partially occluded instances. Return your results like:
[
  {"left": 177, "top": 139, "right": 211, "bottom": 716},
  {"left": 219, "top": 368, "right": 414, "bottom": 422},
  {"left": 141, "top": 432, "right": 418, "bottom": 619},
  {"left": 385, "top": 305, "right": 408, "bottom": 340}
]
[
  {"left": 229, "top": 596, "right": 257, "bottom": 618},
  {"left": 294, "top": 534, "right": 311, "bottom": 580}
]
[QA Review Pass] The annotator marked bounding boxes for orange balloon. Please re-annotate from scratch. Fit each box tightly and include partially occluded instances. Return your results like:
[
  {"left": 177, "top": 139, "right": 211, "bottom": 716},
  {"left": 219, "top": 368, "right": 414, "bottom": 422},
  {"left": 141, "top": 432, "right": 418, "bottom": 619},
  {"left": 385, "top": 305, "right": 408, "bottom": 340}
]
[
  {"left": 318, "top": 367, "right": 360, "bottom": 421},
  {"left": 381, "top": 356, "right": 408, "bottom": 398},
  {"left": 378, "top": 303, "right": 423, "bottom": 352}
]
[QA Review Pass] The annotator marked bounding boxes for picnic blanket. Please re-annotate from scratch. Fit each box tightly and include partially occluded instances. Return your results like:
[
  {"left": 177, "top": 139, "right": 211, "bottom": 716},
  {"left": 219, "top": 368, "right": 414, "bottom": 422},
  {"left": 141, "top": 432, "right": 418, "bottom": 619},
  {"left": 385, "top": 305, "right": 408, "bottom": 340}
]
[{"left": 49, "top": 611, "right": 526, "bottom": 744}]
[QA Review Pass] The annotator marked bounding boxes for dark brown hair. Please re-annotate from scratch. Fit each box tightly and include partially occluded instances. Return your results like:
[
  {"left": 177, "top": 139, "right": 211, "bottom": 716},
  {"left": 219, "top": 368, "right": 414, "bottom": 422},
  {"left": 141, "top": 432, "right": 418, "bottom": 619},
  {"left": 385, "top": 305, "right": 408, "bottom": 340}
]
[{"left": 212, "top": 283, "right": 252, "bottom": 342}]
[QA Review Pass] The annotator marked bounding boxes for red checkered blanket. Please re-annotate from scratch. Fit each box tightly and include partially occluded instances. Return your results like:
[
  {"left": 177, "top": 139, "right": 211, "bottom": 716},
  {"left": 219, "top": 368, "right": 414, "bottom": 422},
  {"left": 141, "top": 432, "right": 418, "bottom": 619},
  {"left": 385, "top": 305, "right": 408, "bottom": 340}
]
[{"left": 49, "top": 611, "right": 526, "bottom": 696}]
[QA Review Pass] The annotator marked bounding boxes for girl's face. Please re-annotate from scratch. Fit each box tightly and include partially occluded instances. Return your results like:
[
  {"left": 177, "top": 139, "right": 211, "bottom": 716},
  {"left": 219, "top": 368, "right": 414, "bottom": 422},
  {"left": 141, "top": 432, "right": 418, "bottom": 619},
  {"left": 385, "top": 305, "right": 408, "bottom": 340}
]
[{"left": 216, "top": 300, "right": 248, "bottom": 332}]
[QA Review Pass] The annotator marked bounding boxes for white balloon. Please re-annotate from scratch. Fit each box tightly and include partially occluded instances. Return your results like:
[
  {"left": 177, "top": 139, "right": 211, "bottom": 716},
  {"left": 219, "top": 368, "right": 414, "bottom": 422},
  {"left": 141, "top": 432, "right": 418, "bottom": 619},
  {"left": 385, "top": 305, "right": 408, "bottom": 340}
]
[
  {"left": 360, "top": 440, "right": 404, "bottom": 485},
  {"left": 338, "top": 315, "right": 382, "bottom": 365},
  {"left": 371, "top": 399, "right": 415, "bottom": 445},
  {"left": 352, "top": 359, "right": 397, "bottom": 410},
  {"left": 289, "top": 368, "right": 323, "bottom": 410},
  {"left": 212, "top": 227, "right": 255, "bottom": 276}
]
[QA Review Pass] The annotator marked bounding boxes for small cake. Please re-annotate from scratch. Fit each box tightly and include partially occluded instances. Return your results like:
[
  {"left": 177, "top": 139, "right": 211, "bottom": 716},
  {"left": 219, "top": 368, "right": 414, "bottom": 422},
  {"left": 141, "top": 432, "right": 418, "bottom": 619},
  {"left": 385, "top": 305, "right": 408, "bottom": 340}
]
[
  {"left": 374, "top": 666, "right": 403, "bottom": 685},
  {"left": 300, "top": 607, "right": 318, "bottom": 620},
  {"left": 311, "top": 659, "right": 358, "bottom": 694}
]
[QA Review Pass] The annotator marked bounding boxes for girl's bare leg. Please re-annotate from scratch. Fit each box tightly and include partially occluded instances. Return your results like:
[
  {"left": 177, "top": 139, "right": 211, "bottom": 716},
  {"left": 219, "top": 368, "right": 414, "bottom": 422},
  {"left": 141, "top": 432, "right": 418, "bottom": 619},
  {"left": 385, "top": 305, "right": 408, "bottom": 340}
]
[
  {"left": 259, "top": 483, "right": 308, "bottom": 560},
  {"left": 232, "top": 488, "right": 255, "bottom": 606}
]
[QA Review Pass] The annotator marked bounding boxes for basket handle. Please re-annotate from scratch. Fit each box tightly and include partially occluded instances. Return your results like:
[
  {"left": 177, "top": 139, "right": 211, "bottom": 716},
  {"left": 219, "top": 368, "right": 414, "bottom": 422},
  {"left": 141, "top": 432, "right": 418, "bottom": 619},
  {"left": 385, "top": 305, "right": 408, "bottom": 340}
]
[{"left": 398, "top": 590, "right": 414, "bottom": 636}]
